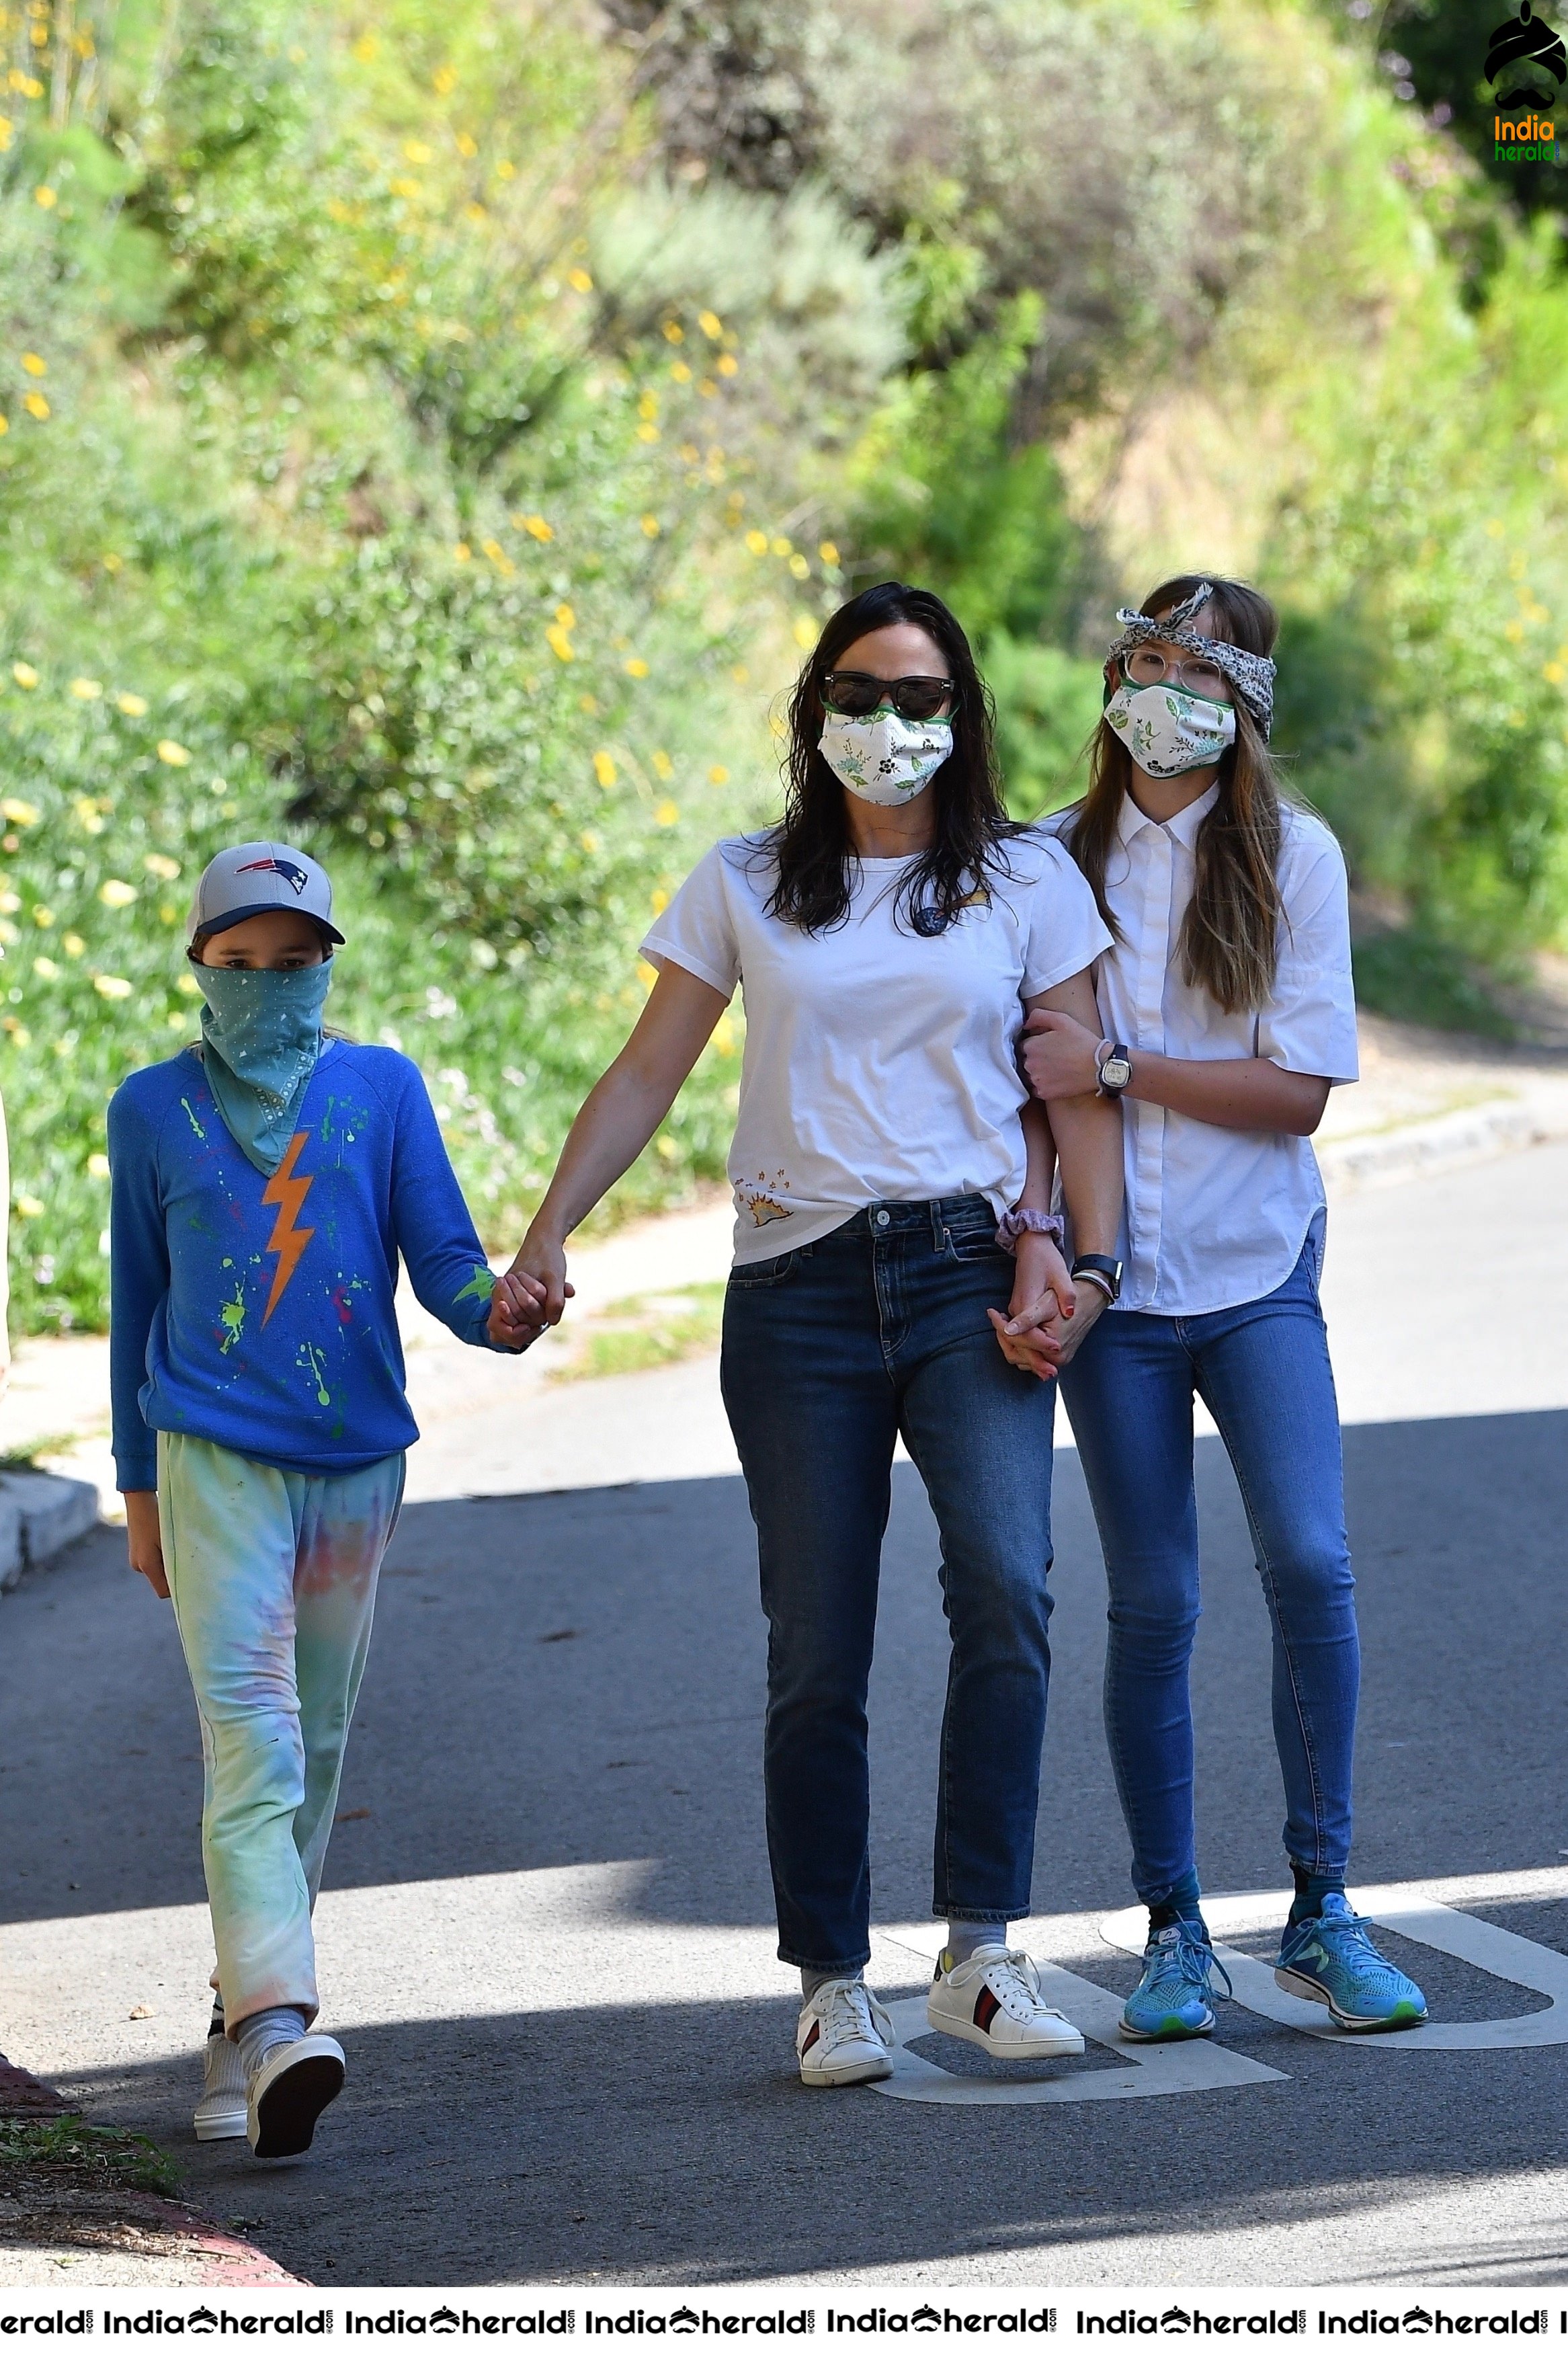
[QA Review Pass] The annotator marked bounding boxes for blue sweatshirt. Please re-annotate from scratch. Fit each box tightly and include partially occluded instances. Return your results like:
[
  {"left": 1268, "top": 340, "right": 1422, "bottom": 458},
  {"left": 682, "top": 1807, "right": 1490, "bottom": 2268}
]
[{"left": 108, "top": 1041, "right": 500, "bottom": 1490}]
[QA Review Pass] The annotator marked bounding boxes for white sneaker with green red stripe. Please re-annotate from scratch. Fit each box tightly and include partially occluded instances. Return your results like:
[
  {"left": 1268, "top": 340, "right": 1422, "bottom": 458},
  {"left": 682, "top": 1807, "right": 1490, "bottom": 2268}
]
[
  {"left": 927, "top": 1945, "right": 1085, "bottom": 2060},
  {"left": 796, "top": 1979, "right": 895, "bottom": 2087}
]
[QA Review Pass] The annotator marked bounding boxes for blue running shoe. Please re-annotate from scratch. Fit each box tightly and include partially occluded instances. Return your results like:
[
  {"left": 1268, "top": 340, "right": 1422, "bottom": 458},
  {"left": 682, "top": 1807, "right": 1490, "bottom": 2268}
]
[
  {"left": 1120, "top": 1919, "right": 1233, "bottom": 2042},
  {"left": 1274, "top": 1891, "right": 1428, "bottom": 2032}
]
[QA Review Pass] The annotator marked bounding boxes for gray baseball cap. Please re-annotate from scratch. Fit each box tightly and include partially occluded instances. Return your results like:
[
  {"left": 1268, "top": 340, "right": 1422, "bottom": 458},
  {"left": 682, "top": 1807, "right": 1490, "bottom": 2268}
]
[{"left": 188, "top": 841, "right": 344, "bottom": 947}]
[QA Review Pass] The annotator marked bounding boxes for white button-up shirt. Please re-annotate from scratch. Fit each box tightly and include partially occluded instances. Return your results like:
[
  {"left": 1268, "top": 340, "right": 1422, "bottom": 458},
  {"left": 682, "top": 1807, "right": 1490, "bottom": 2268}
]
[{"left": 1048, "top": 788, "right": 1358, "bottom": 1316}]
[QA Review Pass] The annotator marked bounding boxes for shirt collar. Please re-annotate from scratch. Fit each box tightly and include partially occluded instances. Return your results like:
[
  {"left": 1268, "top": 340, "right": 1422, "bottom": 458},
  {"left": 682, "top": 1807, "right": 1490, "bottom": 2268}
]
[{"left": 1117, "top": 781, "right": 1221, "bottom": 850}]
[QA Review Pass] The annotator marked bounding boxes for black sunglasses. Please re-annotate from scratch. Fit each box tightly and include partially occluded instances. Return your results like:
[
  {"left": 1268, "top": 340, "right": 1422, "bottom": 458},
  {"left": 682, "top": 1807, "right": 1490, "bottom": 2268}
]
[{"left": 820, "top": 670, "right": 955, "bottom": 723}]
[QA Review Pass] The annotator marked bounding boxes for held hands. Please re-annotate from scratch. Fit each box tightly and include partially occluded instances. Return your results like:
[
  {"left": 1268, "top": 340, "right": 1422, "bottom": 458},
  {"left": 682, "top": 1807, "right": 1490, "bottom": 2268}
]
[
  {"left": 487, "top": 1267, "right": 550, "bottom": 1352},
  {"left": 124, "top": 1490, "right": 169, "bottom": 1599},
  {"left": 1020, "top": 1008, "right": 1104, "bottom": 1103},
  {"left": 986, "top": 1232, "right": 1075, "bottom": 1382},
  {"left": 499, "top": 1225, "right": 577, "bottom": 1336}
]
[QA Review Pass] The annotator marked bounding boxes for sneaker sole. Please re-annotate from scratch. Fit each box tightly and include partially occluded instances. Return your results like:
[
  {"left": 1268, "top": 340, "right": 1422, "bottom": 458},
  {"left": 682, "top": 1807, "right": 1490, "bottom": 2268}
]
[
  {"left": 926, "top": 2009, "right": 1085, "bottom": 2062},
  {"left": 1118, "top": 2010, "right": 1214, "bottom": 2043},
  {"left": 248, "top": 2051, "right": 345, "bottom": 2158},
  {"left": 194, "top": 2105, "right": 249, "bottom": 2143},
  {"left": 798, "top": 2052, "right": 895, "bottom": 2088},
  {"left": 1274, "top": 1964, "right": 1427, "bottom": 2033}
]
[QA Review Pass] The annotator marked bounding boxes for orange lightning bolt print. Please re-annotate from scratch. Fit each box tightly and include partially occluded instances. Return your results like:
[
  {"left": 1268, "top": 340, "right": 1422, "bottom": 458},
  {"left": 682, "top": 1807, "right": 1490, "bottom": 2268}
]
[{"left": 261, "top": 1131, "right": 316, "bottom": 1325}]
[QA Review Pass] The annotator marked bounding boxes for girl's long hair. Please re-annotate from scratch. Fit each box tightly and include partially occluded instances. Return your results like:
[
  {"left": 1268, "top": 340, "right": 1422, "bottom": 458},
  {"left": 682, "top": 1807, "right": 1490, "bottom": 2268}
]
[
  {"left": 764, "top": 580, "right": 1016, "bottom": 935},
  {"left": 1067, "top": 574, "right": 1283, "bottom": 1016}
]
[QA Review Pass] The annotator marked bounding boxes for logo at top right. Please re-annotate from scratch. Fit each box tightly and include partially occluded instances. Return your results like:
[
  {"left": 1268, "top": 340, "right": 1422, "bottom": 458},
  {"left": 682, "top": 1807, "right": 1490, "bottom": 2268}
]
[{"left": 1486, "top": 0, "right": 1565, "bottom": 159}]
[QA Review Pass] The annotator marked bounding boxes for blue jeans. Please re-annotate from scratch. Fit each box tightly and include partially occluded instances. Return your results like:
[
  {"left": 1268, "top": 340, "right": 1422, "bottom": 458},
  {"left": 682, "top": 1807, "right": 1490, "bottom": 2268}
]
[
  {"left": 720, "top": 1197, "right": 1058, "bottom": 1975},
  {"left": 1059, "top": 1222, "right": 1358, "bottom": 1907}
]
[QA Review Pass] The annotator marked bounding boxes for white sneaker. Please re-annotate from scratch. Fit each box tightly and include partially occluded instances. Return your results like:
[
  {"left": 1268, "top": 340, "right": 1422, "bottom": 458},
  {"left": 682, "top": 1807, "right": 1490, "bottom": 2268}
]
[
  {"left": 246, "top": 2034, "right": 346, "bottom": 2159},
  {"left": 927, "top": 1945, "right": 1085, "bottom": 2061},
  {"left": 194, "top": 2032, "right": 249, "bottom": 2142},
  {"left": 796, "top": 1979, "right": 895, "bottom": 2087}
]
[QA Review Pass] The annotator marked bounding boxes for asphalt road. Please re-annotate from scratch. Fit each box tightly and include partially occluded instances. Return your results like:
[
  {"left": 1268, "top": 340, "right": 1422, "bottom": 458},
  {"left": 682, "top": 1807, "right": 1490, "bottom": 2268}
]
[{"left": 5, "top": 1143, "right": 1568, "bottom": 2292}]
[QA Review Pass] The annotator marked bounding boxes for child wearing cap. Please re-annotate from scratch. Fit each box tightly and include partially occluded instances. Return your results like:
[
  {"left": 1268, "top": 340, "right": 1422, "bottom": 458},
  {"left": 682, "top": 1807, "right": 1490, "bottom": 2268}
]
[{"left": 108, "top": 840, "right": 543, "bottom": 2160}]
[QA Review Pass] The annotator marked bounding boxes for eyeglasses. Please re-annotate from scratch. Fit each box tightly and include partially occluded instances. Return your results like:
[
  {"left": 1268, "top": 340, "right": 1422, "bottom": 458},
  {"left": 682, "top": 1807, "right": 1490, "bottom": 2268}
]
[
  {"left": 1123, "top": 649, "right": 1232, "bottom": 702},
  {"left": 821, "top": 671, "right": 954, "bottom": 722}
]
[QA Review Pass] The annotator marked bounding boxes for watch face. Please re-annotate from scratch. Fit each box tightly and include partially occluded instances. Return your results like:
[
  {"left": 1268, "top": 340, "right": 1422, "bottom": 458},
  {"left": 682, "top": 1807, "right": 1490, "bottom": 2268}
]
[{"left": 1102, "top": 1054, "right": 1132, "bottom": 1090}]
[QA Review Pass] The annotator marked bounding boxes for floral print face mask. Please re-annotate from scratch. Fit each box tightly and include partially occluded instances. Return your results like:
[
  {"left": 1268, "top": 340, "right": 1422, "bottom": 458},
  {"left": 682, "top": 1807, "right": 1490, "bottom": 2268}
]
[
  {"left": 1102, "top": 677, "right": 1236, "bottom": 780},
  {"left": 819, "top": 708, "right": 952, "bottom": 806}
]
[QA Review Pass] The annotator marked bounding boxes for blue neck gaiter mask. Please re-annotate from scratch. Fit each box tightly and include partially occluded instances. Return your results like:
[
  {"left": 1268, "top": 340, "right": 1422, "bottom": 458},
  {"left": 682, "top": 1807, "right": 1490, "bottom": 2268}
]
[{"left": 193, "top": 961, "right": 332, "bottom": 1176}]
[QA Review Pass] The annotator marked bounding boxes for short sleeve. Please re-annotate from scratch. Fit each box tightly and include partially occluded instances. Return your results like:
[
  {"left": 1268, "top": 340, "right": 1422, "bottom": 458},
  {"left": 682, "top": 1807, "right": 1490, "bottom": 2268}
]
[
  {"left": 640, "top": 842, "right": 743, "bottom": 1000},
  {"left": 1257, "top": 817, "right": 1359, "bottom": 1084},
  {"left": 1018, "top": 834, "right": 1114, "bottom": 998}
]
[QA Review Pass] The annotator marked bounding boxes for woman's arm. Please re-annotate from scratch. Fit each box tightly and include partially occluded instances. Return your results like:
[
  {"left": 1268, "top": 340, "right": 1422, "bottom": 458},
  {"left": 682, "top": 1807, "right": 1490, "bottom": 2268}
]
[
  {"left": 507, "top": 962, "right": 732, "bottom": 1320},
  {"left": 1021, "top": 1008, "right": 1330, "bottom": 1135},
  {"left": 991, "top": 969, "right": 1124, "bottom": 1378}
]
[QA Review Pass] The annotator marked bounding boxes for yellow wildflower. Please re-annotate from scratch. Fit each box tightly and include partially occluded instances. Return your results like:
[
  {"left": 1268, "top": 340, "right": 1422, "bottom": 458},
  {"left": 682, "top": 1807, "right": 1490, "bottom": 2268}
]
[
  {"left": 432, "top": 63, "right": 456, "bottom": 93},
  {"left": 641, "top": 514, "right": 661, "bottom": 538},
  {"left": 69, "top": 676, "right": 102, "bottom": 699},
  {"left": 352, "top": 32, "right": 378, "bottom": 60},
  {"left": 99, "top": 879, "right": 138, "bottom": 908},
  {"left": 624, "top": 657, "right": 650, "bottom": 678},
  {"left": 456, "top": 132, "right": 478, "bottom": 158},
  {"left": 93, "top": 974, "right": 132, "bottom": 1000},
  {"left": 0, "top": 121, "right": 10, "bottom": 151},
  {"left": 772, "top": 536, "right": 793, "bottom": 557},
  {"left": 711, "top": 1013, "right": 735, "bottom": 1058},
  {"left": 32, "top": 956, "right": 56, "bottom": 978},
  {"left": 636, "top": 423, "right": 660, "bottom": 444},
  {"left": 453, "top": 541, "right": 472, "bottom": 561},
  {"left": 698, "top": 311, "right": 723, "bottom": 340},
  {"left": 651, "top": 751, "right": 673, "bottom": 781},
  {"left": 1505, "top": 621, "right": 1526, "bottom": 643},
  {"left": 708, "top": 764, "right": 730, "bottom": 786},
  {"left": 14, "top": 1193, "right": 44, "bottom": 1215},
  {"left": 744, "top": 529, "right": 768, "bottom": 556},
  {"left": 555, "top": 603, "right": 576, "bottom": 629},
  {"left": 651, "top": 888, "right": 670, "bottom": 916},
  {"left": 3, "top": 1026, "right": 30, "bottom": 1047},
  {"left": 679, "top": 442, "right": 700, "bottom": 464},
  {"left": 788, "top": 553, "right": 810, "bottom": 580},
  {"left": 731, "top": 664, "right": 749, "bottom": 685},
  {"left": 73, "top": 798, "right": 104, "bottom": 835},
  {"left": 22, "top": 394, "right": 48, "bottom": 420},
  {"left": 636, "top": 958, "right": 658, "bottom": 992},
  {"left": 116, "top": 691, "right": 148, "bottom": 716},
  {"left": 671, "top": 361, "right": 692, "bottom": 385},
  {"left": 637, "top": 391, "right": 659, "bottom": 421},
  {"left": 792, "top": 614, "right": 819, "bottom": 649},
  {"left": 567, "top": 267, "right": 593, "bottom": 293},
  {"left": 390, "top": 177, "right": 421, "bottom": 200},
  {"left": 512, "top": 514, "right": 553, "bottom": 542},
  {"left": 404, "top": 141, "right": 434, "bottom": 164},
  {"left": 32, "top": 907, "right": 54, "bottom": 927},
  {"left": 34, "top": 185, "right": 56, "bottom": 208},
  {"left": 63, "top": 933, "right": 84, "bottom": 956},
  {"left": 495, "top": 160, "right": 516, "bottom": 180},
  {"left": 580, "top": 829, "right": 601, "bottom": 854},
  {"left": 716, "top": 353, "right": 739, "bottom": 377},
  {"left": 1, "top": 799, "right": 38, "bottom": 825},
  {"left": 0, "top": 921, "right": 15, "bottom": 943},
  {"left": 464, "top": 202, "right": 487, "bottom": 225},
  {"left": 156, "top": 740, "right": 192, "bottom": 766},
  {"left": 0, "top": 893, "right": 16, "bottom": 914},
  {"left": 176, "top": 972, "right": 201, "bottom": 995},
  {"left": 653, "top": 799, "right": 679, "bottom": 826},
  {"left": 1546, "top": 662, "right": 1565, "bottom": 686},
  {"left": 546, "top": 625, "right": 575, "bottom": 663},
  {"left": 11, "top": 664, "right": 38, "bottom": 688},
  {"left": 0, "top": 417, "right": 7, "bottom": 436},
  {"left": 698, "top": 379, "right": 717, "bottom": 398},
  {"left": 662, "top": 320, "right": 685, "bottom": 344},
  {"left": 819, "top": 541, "right": 840, "bottom": 565},
  {"left": 87, "top": 1152, "right": 110, "bottom": 1179},
  {"left": 593, "top": 751, "right": 617, "bottom": 788},
  {"left": 579, "top": 694, "right": 599, "bottom": 715},
  {"left": 481, "top": 538, "right": 514, "bottom": 575},
  {"left": 21, "top": 353, "right": 46, "bottom": 376}
]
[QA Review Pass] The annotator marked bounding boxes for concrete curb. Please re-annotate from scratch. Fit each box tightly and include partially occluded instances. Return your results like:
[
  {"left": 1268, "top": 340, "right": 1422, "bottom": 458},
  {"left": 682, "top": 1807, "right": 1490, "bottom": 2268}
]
[
  {"left": 1319, "top": 1086, "right": 1568, "bottom": 1197},
  {"left": 0, "top": 1466, "right": 98, "bottom": 1593}
]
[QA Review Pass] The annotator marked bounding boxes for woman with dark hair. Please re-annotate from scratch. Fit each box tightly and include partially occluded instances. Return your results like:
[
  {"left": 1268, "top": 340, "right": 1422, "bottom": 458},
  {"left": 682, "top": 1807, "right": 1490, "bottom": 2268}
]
[
  {"left": 1020, "top": 575, "right": 1428, "bottom": 2041},
  {"left": 502, "top": 581, "right": 1123, "bottom": 2087}
]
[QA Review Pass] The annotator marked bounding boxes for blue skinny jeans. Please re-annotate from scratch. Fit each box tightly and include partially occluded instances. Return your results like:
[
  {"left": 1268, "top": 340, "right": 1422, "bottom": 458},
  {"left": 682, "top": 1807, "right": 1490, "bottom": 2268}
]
[
  {"left": 1059, "top": 1222, "right": 1358, "bottom": 1907},
  {"left": 720, "top": 1197, "right": 1058, "bottom": 1977}
]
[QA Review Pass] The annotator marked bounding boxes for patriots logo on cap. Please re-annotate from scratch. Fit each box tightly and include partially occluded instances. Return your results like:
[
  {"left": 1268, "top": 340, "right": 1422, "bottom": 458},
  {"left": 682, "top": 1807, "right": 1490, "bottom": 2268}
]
[{"left": 235, "top": 855, "right": 310, "bottom": 895}]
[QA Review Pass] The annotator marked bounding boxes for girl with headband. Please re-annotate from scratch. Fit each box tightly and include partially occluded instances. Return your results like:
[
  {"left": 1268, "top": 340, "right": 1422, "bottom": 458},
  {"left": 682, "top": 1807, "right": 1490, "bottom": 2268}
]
[{"left": 1019, "top": 575, "right": 1429, "bottom": 2041}]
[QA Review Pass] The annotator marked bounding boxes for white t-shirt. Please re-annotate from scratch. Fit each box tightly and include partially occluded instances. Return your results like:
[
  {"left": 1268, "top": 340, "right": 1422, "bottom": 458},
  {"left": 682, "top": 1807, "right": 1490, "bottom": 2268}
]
[
  {"left": 1044, "top": 789, "right": 1359, "bottom": 1315},
  {"left": 641, "top": 830, "right": 1112, "bottom": 1267}
]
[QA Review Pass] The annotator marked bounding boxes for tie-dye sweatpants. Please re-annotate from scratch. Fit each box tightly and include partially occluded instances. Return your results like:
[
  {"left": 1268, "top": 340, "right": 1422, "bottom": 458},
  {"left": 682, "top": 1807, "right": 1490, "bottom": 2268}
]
[{"left": 157, "top": 1431, "right": 405, "bottom": 2037}]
